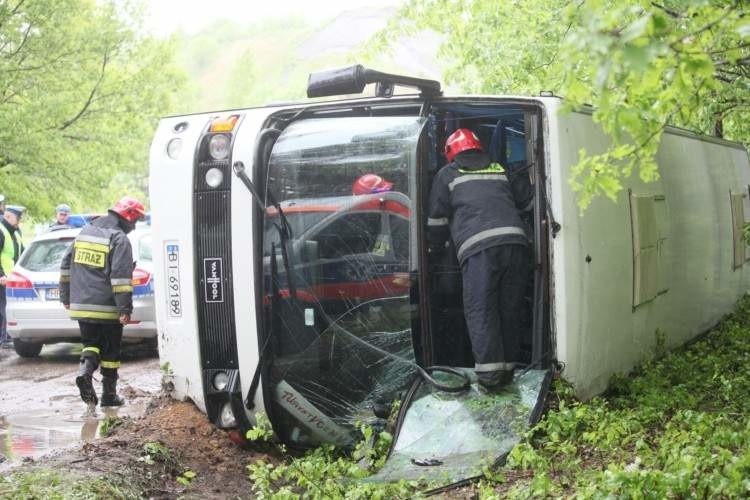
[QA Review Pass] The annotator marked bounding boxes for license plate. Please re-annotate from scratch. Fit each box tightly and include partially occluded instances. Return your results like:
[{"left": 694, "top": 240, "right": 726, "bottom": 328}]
[
  {"left": 165, "top": 243, "right": 182, "bottom": 317},
  {"left": 46, "top": 288, "right": 60, "bottom": 300}
]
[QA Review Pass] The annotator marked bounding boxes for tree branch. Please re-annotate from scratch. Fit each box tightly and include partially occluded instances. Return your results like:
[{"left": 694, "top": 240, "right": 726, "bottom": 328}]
[
  {"left": 682, "top": 1, "right": 740, "bottom": 40},
  {"left": 650, "top": 2, "right": 682, "bottom": 19},
  {"left": 710, "top": 42, "right": 750, "bottom": 55},
  {"left": 59, "top": 47, "right": 110, "bottom": 131},
  {"left": 61, "top": 134, "right": 94, "bottom": 142},
  {"left": 0, "top": 0, "right": 27, "bottom": 32},
  {"left": 8, "top": 22, "right": 34, "bottom": 57}
]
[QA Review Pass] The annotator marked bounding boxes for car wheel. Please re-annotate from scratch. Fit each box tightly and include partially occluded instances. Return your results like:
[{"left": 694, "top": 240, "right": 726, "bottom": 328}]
[{"left": 13, "top": 338, "right": 43, "bottom": 358}]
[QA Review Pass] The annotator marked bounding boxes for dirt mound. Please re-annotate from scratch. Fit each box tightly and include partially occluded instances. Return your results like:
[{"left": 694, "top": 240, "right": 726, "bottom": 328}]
[
  {"left": 79, "top": 398, "right": 275, "bottom": 498},
  {"left": 114, "top": 398, "right": 270, "bottom": 498}
]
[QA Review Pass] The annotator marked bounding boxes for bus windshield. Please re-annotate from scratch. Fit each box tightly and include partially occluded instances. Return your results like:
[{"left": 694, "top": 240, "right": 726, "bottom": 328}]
[{"left": 262, "top": 116, "right": 424, "bottom": 446}]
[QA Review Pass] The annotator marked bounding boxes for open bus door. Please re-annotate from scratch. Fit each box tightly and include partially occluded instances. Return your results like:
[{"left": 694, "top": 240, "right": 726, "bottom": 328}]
[{"left": 250, "top": 77, "right": 552, "bottom": 487}]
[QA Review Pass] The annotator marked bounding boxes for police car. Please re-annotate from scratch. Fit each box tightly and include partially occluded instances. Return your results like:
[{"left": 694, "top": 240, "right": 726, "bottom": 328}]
[{"left": 5, "top": 225, "right": 156, "bottom": 357}]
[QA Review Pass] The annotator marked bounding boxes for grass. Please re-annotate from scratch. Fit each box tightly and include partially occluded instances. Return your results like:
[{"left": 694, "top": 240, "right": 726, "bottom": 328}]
[
  {"left": 487, "top": 295, "right": 750, "bottom": 498},
  {"left": 0, "top": 470, "right": 137, "bottom": 500}
]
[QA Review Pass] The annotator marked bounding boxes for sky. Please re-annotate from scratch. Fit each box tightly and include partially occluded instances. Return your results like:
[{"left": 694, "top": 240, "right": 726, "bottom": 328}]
[{"left": 144, "top": 0, "right": 406, "bottom": 36}]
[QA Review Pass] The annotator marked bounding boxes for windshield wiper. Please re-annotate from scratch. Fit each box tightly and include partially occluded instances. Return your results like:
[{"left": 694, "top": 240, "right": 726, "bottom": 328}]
[
  {"left": 233, "top": 160, "right": 297, "bottom": 412},
  {"left": 232, "top": 160, "right": 296, "bottom": 299}
]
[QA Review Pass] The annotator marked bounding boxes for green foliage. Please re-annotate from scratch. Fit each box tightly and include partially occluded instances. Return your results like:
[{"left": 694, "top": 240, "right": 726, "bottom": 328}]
[
  {"left": 175, "top": 469, "right": 197, "bottom": 487},
  {"left": 247, "top": 424, "right": 418, "bottom": 499},
  {"left": 487, "top": 295, "right": 750, "bottom": 497},
  {"left": 0, "top": 469, "right": 136, "bottom": 499},
  {"left": 388, "top": 0, "right": 749, "bottom": 209},
  {"left": 351, "top": 422, "right": 393, "bottom": 470},
  {"left": 245, "top": 412, "right": 275, "bottom": 442},
  {"left": 99, "top": 415, "right": 124, "bottom": 437},
  {"left": 0, "top": 0, "right": 186, "bottom": 218},
  {"left": 139, "top": 441, "right": 176, "bottom": 468}
]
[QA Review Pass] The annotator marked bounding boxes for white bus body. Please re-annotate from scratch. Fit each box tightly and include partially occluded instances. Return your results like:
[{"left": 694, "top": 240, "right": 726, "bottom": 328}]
[{"left": 149, "top": 67, "right": 749, "bottom": 482}]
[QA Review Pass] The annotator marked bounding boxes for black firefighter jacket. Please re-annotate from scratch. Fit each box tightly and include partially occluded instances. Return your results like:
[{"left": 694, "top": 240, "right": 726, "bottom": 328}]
[
  {"left": 427, "top": 151, "right": 533, "bottom": 264},
  {"left": 60, "top": 213, "right": 134, "bottom": 323}
]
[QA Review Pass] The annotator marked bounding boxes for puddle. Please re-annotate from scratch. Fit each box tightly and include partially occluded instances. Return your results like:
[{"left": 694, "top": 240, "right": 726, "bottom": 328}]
[
  {"left": 0, "top": 398, "right": 151, "bottom": 464},
  {"left": 0, "top": 342, "right": 161, "bottom": 470}
]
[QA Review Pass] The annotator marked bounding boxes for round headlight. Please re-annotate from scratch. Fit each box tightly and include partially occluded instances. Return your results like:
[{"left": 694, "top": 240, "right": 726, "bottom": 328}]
[
  {"left": 220, "top": 402, "right": 237, "bottom": 428},
  {"left": 166, "top": 138, "right": 182, "bottom": 159},
  {"left": 208, "top": 134, "right": 230, "bottom": 160},
  {"left": 213, "top": 371, "right": 229, "bottom": 391},
  {"left": 205, "top": 168, "right": 223, "bottom": 188}
]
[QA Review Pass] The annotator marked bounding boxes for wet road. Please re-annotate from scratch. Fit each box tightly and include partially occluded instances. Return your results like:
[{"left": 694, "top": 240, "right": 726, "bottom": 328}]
[{"left": 0, "top": 342, "right": 161, "bottom": 470}]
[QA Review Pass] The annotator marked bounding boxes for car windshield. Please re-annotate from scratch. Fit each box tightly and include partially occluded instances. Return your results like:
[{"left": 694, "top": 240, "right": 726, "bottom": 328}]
[{"left": 20, "top": 238, "right": 74, "bottom": 272}]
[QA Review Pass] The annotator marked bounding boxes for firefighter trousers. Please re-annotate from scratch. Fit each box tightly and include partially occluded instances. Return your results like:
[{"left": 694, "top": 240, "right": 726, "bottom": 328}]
[
  {"left": 78, "top": 321, "right": 124, "bottom": 378},
  {"left": 460, "top": 244, "right": 529, "bottom": 378}
]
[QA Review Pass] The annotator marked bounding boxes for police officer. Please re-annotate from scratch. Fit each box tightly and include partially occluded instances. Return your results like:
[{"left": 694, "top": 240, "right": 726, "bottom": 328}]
[
  {"left": 0, "top": 205, "right": 25, "bottom": 347},
  {"left": 50, "top": 203, "right": 72, "bottom": 229},
  {"left": 60, "top": 196, "right": 145, "bottom": 406},
  {"left": 428, "top": 128, "right": 533, "bottom": 388}
]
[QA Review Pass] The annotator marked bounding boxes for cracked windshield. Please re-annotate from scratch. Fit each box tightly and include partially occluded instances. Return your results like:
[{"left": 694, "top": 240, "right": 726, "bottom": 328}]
[{"left": 262, "top": 116, "right": 424, "bottom": 446}]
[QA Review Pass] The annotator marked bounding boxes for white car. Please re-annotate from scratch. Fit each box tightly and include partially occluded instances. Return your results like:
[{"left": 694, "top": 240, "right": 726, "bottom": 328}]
[{"left": 5, "top": 226, "right": 156, "bottom": 357}]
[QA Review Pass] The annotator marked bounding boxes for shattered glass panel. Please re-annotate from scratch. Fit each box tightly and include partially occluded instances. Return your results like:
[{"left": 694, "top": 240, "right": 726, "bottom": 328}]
[
  {"left": 262, "top": 117, "right": 424, "bottom": 447},
  {"left": 369, "top": 369, "right": 551, "bottom": 485}
]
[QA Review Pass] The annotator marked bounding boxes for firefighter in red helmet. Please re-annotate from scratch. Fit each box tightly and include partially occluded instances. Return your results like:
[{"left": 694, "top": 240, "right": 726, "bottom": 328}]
[
  {"left": 352, "top": 174, "right": 393, "bottom": 195},
  {"left": 428, "top": 128, "right": 533, "bottom": 388},
  {"left": 60, "top": 195, "right": 146, "bottom": 408}
]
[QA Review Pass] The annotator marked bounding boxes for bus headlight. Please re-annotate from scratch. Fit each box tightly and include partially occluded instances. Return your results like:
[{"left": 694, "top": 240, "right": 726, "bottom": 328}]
[
  {"left": 213, "top": 371, "right": 229, "bottom": 391},
  {"left": 166, "top": 138, "right": 182, "bottom": 159},
  {"left": 205, "top": 168, "right": 223, "bottom": 188},
  {"left": 220, "top": 402, "right": 237, "bottom": 428},
  {"left": 208, "top": 134, "right": 230, "bottom": 160}
]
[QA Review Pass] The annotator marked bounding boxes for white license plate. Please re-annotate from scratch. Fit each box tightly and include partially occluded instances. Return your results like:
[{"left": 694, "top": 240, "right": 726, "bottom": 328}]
[
  {"left": 46, "top": 288, "right": 60, "bottom": 300},
  {"left": 165, "top": 243, "right": 182, "bottom": 317}
]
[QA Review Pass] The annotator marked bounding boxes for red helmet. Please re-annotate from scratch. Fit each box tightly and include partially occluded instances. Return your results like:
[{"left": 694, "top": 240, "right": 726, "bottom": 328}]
[
  {"left": 111, "top": 196, "right": 146, "bottom": 223},
  {"left": 444, "top": 128, "right": 483, "bottom": 163},
  {"left": 352, "top": 174, "right": 393, "bottom": 195}
]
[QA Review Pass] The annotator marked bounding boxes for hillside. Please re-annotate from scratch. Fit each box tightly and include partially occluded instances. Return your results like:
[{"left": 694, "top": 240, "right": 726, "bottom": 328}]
[{"left": 172, "top": 8, "right": 444, "bottom": 114}]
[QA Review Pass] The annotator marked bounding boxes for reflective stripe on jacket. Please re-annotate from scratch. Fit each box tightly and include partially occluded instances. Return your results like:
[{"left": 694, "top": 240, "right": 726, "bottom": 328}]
[
  {"left": 427, "top": 154, "right": 533, "bottom": 263},
  {"left": 0, "top": 220, "right": 22, "bottom": 277},
  {"left": 60, "top": 213, "right": 134, "bottom": 323}
]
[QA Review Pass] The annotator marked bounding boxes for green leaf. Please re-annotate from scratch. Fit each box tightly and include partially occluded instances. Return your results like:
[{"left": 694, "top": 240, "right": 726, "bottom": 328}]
[
  {"left": 622, "top": 45, "right": 650, "bottom": 72},
  {"left": 684, "top": 56, "right": 714, "bottom": 78}
]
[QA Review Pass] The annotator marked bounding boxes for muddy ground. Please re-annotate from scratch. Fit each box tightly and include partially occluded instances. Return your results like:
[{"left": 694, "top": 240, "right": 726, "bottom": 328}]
[{"left": 0, "top": 343, "right": 272, "bottom": 499}]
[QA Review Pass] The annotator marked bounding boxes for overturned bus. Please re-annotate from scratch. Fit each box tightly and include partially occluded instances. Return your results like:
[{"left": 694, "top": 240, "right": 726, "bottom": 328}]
[{"left": 148, "top": 65, "right": 750, "bottom": 484}]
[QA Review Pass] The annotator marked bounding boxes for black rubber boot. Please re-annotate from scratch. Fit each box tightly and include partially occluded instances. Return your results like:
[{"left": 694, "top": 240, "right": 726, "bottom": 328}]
[
  {"left": 100, "top": 376, "right": 125, "bottom": 407},
  {"left": 477, "top": 368, "right": 515, "bottom": 389},
  {"left": 76, "top": 357, "right": 98, "bottom": 405}
]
